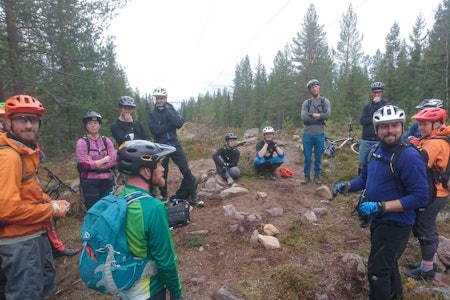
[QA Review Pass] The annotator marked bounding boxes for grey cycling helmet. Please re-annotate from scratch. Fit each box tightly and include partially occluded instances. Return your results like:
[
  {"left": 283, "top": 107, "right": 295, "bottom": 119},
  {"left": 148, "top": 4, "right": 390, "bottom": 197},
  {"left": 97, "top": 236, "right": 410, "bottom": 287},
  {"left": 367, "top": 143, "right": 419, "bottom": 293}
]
[
  {"left": 415, "top": 99, "right": 444, "bottom": 109},
  {"left": 306, "top": 79, "right": 320, "bottom": 90},
  {"left": 370, "top": 82, "right": 385, "bottom": 91},
  {"left": 118, "top": 140, "right": 175, "bottom": 175},
  {"left": 225, "top": 133, "right": 237, "bottom": 141},
  {"left": 373, "top": 105, "right": 405, "bottom": 126},
  {"left": 82, "top": 110, "right": 102, "bottom": 124},
  {"left": 119, "top": 96, "right": 136, "bottom": 108},
  {"left": 153, "top": 87, "right": 168, "bottom": 97},
  {"left": 262, "top": 126, "right": 275, "bottom": 134}
]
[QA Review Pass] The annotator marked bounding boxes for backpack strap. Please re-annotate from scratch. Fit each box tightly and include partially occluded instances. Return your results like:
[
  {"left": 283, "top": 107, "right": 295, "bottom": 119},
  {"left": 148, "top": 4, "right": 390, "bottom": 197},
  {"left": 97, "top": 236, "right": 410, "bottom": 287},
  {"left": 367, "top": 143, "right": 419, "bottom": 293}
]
[{"left": 0, "top": 145, "right": 35, "bottom": 182}]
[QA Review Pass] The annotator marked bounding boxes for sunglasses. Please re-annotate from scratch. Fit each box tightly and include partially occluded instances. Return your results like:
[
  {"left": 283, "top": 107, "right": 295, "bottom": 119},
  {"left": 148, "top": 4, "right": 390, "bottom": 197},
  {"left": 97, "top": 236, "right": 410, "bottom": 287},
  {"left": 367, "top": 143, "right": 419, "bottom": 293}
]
[{"left": 10, "top": 115, "right": 41, "bottom": 124}]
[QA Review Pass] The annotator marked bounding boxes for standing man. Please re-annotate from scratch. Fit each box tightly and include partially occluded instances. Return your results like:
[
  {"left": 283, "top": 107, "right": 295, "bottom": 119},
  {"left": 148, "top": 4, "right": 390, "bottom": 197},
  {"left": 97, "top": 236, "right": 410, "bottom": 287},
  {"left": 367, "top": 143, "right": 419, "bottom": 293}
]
[
  {"left": 300, "top": 79, "right": 331, "bottom": 185},
  {"left": 116, "top": 140, "right": 184, "bottom": 300},
  {"left": 147, "top": 87, "right": 204, "bottom": 207},
  {"left": 110, "top": 96, "right": 150, "bottom": 147},
  {"left": 0, "top": 95, "right": 71, "bottom": 299},
  {"left": 358, "top": 82, "right": 389, "bottom": 174},
  {"left": 333, "top": 105, "right": 429, "bottom": 300},
  {"left": 213, "top": 133, "right": 240, "bottom": 187}
]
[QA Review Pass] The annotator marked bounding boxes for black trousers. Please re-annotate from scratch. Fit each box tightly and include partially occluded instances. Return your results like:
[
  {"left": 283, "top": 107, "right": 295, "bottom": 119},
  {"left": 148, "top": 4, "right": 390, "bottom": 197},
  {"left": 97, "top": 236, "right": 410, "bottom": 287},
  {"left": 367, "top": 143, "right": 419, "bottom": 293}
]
[
  {"left": 368, "top": 221, "right": 411, "bottom": 300},
  {"left": 80, "top": 177, "right": 114, "bottom": 210},
  {"left": 160, "top": 144, "right": 197, "bottom": 199}
]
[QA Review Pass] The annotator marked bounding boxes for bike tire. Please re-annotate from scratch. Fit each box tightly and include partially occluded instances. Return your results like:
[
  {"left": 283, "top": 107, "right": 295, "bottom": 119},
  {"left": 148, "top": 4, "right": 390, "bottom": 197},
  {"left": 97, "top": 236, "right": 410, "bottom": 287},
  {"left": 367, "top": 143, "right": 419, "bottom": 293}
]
[{"left": 351, "top": 142, "right": 359, "bottom": 154}]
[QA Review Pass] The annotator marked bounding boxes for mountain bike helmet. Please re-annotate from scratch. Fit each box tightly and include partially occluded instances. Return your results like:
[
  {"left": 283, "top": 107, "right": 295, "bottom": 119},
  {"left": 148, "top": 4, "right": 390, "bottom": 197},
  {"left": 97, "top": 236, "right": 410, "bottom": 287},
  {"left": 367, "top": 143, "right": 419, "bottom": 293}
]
[
  {"left": 412, "top": 107, "right": 447, "bottom": 123},
  {"left": 372, "top": 105, "right": 405, "bottom": 126},
  {"left": 370, "top": 82, "right": 384, "bottom": 91},
  {"left": 225, "top": 133, "right": 237, "bottom": 141},
  {"left": 118, "top": 96, "right": 136, "bottom": 108},
  {"left": 306, "top": 79, "right": 320, "bottom": 90},
  {"left": 153, "top": 87, "right": 168, "bottom": 97},
  {"left": 415, "top": 99, "right": 444, "bottom": 109},
  {"left": 0, "top": 102, "right": 5, "bottom": 118},
  {"left": 5, "top": 95, "right": 44, "bottom": 117},
  {"left": 118, "top": 140, "right": 175, "bottom": 175},
  {"left": 82, "top": 110, "right": 102, "bottom": 125},
  {"left": 262, "top": 126, "right": 275, "bottom": 134}
]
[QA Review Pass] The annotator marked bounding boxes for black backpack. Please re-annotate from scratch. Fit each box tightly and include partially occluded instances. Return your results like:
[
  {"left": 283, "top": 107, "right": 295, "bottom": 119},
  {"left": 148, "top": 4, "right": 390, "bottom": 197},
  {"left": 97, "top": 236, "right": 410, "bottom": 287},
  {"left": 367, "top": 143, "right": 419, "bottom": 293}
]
[{"left": 367, "top": 143, "right": 436, "bottom": 208}]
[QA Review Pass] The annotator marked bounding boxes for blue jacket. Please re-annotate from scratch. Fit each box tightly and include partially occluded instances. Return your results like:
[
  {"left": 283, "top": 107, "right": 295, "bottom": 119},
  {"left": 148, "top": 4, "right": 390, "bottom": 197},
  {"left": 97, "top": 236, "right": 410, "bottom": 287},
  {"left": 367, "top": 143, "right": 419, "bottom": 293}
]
[
  {"left": 147, "top": 103, "right": 184, "bottom": 146},
  {"left": 349, "top": 142, "right": 429, "bottom": 225}
]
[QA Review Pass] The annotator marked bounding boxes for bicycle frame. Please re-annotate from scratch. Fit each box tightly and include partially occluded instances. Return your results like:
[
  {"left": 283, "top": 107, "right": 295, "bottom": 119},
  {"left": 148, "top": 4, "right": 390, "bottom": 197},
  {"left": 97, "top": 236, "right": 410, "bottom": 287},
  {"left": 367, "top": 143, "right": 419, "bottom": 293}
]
[
  {"left": 42, "top": 167, "right": 76, "bottom": 200},
  {"left": 324, "top": 123, "right": 359, "bottom": 156}
]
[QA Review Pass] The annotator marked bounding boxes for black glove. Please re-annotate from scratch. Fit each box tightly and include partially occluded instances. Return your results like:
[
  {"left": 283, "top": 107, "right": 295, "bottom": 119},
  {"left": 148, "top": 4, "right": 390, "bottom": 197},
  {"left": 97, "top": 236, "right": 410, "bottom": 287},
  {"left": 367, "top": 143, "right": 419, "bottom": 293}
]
[{"left": 332, "top": 182, "right": 350, "bottom": 197}]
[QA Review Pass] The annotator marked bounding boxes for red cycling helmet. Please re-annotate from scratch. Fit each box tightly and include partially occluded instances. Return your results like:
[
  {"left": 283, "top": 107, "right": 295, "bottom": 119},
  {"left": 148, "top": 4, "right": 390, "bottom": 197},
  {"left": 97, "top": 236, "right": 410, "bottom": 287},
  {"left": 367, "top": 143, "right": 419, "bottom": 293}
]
[
  {"left": 412, "top": 107, "right": 447, "bottom": 123},
  {"left": 5, "top": 95, "right": 44, "bottom": 117}
]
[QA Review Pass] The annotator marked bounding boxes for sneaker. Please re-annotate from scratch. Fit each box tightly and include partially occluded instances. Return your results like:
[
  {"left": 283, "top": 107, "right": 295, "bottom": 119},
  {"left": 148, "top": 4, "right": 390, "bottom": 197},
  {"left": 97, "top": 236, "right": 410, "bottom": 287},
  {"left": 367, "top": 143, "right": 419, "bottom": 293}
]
[
  {"left": 231, "top": 182, "right": 239, "bottom": 188},
  {"left": 314, "top": 176, "right": 322, "bottom": 185},
  {"left": 300, "top": 177, "right": 310, "bottom": 185},
  {"left": 161, "top": 197, "right": 169, "bottom": 205},
  {"left": 53, "top": 248, "right": 79, "bottom": 258},
  {"left": 405, "top": 266, "right": 436, "bottom": 280},
  {"left": 408, "top": 261, "right": 438, "bottom": 272},
  {"left": 258, "top": 172, "right": 265, "bottom": 179},
  {"left": 227, "top": 177, "right": 235, "bottom": 186},
  {"left": 190, "top": 196, "right": 205, "bottom": 208}
]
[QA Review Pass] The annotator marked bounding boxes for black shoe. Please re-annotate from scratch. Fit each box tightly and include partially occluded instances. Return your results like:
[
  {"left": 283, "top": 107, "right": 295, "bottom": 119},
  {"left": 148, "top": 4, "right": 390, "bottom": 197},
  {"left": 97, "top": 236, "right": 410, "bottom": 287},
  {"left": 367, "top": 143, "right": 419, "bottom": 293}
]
[
  {"left": 258, "top": 171, "right": 265, "bottom": 179},
  {"left": 53, "top": 248, "right": 79, "bottom": 258},
  {"left": 314, "top": 176, "right": 322, "bottom": 185},
  {"left": 269, "top": 172, "right": 277, "bottom": 181},
  {"left": 190, "top": 196, "right": 204, "bottom": 207},
  {"left": 301, "top": 177, "right": 310, "bottom": 185},
  {"left": 405, "top": 266, "right": 436, "bottom": 280}
]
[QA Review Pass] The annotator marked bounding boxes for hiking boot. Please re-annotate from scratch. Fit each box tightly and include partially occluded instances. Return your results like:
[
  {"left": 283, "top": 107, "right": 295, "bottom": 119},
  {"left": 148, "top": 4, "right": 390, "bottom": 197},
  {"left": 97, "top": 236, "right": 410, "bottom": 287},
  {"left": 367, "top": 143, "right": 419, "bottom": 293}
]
[
  {"left": 405, "top": 266, "right": 436, "bottom": 280},
  {"left": 269, "top": 171, "right": 277, "bottom": 181},
  {"left": 300, "top": 177, "right": 310, "bottom": 185},
  {"left": 314, "top": 176, "right": 322, "bottom": 185},
  {"left": 53, "top": 248, "right": 79, "bottom": 258},
  {"left": 258, "top": 172, "right": 265, "bottom": 179},
  {"left": 227, "top": 177, "right": 235, "bottom": 186},
  {"left": 408, "top": 261, "right": 438, "bottom": 272},
  {"left": 190, "top": 196, "right": 204, "bottom": 208}
]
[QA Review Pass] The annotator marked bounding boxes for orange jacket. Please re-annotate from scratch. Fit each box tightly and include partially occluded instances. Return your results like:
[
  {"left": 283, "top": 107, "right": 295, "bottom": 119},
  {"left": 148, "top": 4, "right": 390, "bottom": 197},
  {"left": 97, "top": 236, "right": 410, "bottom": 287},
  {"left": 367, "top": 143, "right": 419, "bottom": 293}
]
[
  {"left": 0, "top": 133, "right": 53, "bottom": 238},
  {"left": 419, "top": 125, "right": 450, "bottom": 198}
]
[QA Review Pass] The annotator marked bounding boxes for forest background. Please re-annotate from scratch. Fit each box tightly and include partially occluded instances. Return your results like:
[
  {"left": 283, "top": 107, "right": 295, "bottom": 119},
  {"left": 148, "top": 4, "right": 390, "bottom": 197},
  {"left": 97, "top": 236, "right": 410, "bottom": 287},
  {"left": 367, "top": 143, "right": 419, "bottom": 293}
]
[{"left": 0, "top": 0, "right": 449, "bottom": 158}]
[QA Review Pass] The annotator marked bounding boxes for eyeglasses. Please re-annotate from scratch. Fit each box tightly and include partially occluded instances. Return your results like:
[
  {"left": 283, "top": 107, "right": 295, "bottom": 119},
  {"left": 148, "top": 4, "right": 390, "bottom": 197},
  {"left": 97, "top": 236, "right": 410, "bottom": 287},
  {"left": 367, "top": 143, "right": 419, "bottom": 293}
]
[
  {"left": 155, "top": 97, "right": 166, "bottom": 100},
  {"left": 10, "top": 115, "right": 41, "bottom": 125},
  {"left": 372, "top": 91, "right": 383, "bottom": 94}
]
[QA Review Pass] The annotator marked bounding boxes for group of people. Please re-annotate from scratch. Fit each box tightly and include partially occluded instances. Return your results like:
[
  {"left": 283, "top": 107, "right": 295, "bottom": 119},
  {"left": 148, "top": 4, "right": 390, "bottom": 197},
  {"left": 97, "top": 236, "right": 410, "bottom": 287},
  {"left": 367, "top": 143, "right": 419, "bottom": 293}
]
[{"left": 0, "top": 78, "right": 447, "bottom": 299}]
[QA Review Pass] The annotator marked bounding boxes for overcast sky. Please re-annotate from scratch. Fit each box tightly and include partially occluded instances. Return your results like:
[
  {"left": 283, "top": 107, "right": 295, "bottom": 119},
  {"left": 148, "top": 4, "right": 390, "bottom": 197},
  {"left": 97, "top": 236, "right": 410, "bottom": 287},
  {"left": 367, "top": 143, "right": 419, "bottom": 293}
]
[{"left": 108, "top": 0, "right": 443, "bottom": 103}]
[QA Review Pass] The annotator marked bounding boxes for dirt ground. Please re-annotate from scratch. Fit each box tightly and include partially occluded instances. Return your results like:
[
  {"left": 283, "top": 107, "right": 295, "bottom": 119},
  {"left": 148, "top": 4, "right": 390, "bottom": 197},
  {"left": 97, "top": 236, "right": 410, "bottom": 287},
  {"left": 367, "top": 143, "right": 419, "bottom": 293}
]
[{"left": 45, "top": 137, "right": 450, "bottom": 300}]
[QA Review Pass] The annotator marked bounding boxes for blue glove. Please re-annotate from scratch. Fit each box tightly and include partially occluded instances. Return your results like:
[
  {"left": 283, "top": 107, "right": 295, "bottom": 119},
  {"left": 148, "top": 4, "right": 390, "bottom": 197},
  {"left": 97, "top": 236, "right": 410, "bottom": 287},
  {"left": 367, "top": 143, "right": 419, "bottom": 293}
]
[
  {"left": 359, "top": 202, "right": 385, "bottom": 216},
  {"left": 332, "top": 182, "right": 349, "bottom": 197}
]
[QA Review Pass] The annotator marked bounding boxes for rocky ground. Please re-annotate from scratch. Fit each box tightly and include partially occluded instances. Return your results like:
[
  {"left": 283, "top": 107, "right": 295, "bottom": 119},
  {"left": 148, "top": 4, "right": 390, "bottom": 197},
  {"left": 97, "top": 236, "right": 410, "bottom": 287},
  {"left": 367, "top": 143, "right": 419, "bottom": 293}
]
[{"left": 45, "top": 127, "right": 450, "bottom": 300}]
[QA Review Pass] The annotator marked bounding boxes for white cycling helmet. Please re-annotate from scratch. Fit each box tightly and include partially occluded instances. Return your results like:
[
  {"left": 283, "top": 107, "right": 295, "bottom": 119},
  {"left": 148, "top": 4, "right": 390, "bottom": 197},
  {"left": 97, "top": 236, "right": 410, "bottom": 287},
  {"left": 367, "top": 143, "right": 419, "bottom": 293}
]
[
  {"left": 153, "top": 87, "right": 168, "bottom": 97},
  {"left": 415, "top": 99, "right": 444, "bottom": 109},
  {"left": 373, "top": 105, "right": 406, "bottom": 126},
  {"left": 262, "top": 126, "right": 275, "bottom": 134}
]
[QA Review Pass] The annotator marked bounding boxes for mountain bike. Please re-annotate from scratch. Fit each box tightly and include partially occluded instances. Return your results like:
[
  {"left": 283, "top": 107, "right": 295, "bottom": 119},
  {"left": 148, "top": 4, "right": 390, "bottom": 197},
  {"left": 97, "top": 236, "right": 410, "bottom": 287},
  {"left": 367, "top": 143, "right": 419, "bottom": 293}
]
[
  {"left": 42, "top": 167, "right": 76, "bottom": 199},
  {"left": 324, "top": 123, "right": 359, "bottom": 157}
]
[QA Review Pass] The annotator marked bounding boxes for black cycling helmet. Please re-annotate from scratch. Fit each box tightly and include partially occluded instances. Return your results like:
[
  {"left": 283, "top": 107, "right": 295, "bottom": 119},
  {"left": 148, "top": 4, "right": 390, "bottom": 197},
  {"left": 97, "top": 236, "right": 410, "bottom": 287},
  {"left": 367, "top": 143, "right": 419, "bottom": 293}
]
[
  {"left": 370, "top": 82, "right": 384, "bottom": 91},
  {"left": 118, "top": 96, "right": 136, "bottom": 108},
  {"left": 306, "top": 79, "right": 320, "bottom": 90},
  {"left": 225, "top": 133, "right": 237, "bottom": 141},
  {"left": 82, "top": 110, "right": 102, "bottom": 125},
  {"left": 118, "top": 140, "right": 175, "bottom": 175},
  {"left": 415, "top": 99, "right": 444, "bottom": 109}
]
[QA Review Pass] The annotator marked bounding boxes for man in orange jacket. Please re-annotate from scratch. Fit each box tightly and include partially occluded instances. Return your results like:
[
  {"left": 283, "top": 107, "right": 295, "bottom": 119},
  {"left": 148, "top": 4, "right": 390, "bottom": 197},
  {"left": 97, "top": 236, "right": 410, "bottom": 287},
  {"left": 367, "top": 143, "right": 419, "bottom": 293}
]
[{"left": 0, "top": 95, "right": 70, "bottom": 299}]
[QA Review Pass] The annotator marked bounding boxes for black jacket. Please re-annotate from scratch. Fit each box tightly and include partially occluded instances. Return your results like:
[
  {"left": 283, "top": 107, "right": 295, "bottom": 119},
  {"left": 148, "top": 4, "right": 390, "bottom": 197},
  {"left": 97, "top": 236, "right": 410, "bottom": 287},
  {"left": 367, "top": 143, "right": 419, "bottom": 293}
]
[
  {"left": 359, "top": 99, "right": 389, "bottom": 141},
  {"left": 212, "top": 145, "right": 240, "bottom": 168},
  {"left": 147, "top": 103, "right": 184, "bottom": 146}
]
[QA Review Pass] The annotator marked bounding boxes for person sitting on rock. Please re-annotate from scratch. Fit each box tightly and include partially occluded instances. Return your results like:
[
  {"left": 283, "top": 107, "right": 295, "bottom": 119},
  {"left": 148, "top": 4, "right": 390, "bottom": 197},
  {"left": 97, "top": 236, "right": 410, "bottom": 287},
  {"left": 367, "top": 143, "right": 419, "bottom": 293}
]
[
  {"left": 253, "top": 126, "right": 285, "bottom": 180},
  {"left": 213, "top": 133, "right": 240, "bottom": 187}
]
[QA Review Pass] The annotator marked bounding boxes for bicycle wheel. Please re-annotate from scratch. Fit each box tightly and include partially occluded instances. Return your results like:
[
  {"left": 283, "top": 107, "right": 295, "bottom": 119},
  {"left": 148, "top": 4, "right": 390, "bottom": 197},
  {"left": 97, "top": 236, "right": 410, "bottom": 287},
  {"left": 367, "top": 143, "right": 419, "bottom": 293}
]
[{"left": 351, "top": 142, "right": 359, "bottom": 154}]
